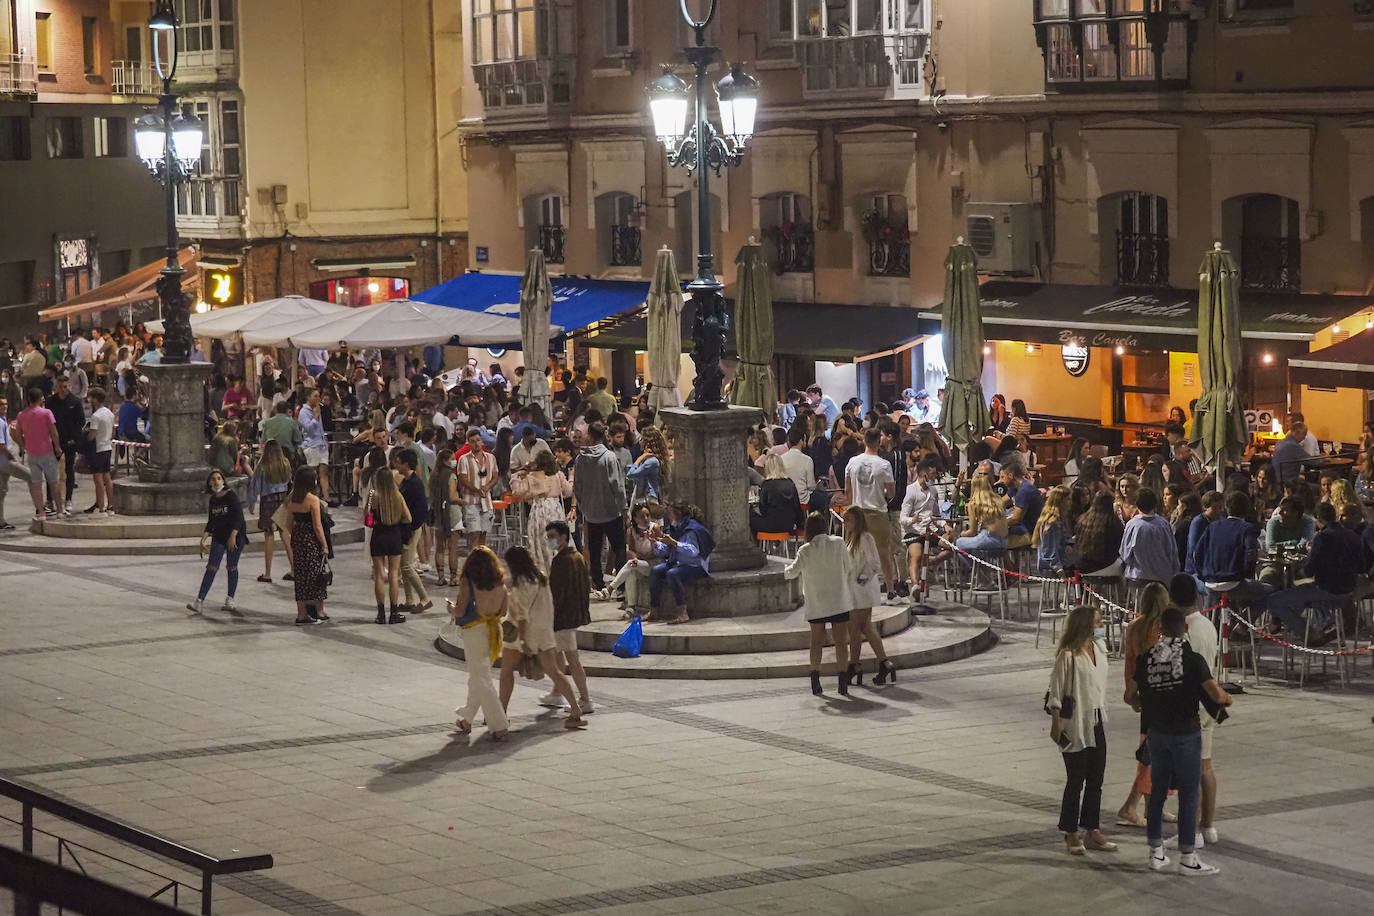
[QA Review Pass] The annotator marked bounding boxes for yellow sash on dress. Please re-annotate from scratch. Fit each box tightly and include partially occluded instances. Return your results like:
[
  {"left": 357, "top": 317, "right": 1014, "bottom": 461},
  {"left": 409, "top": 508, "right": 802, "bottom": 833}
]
[{"left": 461, "top": 614, "right": 503, "bottom": 662}]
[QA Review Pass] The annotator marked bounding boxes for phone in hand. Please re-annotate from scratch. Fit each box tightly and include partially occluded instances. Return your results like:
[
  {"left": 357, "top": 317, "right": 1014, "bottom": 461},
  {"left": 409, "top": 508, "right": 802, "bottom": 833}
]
[{"left": 1053, "top": 731, "right": 1072, "bottom": 750}]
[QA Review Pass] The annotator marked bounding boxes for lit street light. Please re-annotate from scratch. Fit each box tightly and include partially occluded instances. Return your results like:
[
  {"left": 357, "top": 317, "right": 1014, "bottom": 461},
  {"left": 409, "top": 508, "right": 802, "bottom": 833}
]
[{"left": 648, "top": 0, "right": 758, "bottom": 410}]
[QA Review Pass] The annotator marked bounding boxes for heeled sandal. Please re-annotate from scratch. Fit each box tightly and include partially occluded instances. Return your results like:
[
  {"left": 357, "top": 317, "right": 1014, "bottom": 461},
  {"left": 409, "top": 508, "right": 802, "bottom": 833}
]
[{"left": 454, "top": 718, "right": 472, "bottom": 735}]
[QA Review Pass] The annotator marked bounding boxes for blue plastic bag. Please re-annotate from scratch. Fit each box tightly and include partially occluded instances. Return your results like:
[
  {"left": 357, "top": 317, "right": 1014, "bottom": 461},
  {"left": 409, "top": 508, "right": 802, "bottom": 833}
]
[{"left": 612, "top": 615, "right": 644, "bottom": 658}]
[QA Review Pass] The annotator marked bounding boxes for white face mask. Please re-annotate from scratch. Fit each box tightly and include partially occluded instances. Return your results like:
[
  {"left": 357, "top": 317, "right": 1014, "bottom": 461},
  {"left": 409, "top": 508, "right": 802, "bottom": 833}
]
[
  {"left": 211, "top": 483, "right": 225, "bottom": 494},
  {"left": 547, "top": 537, "right": 561, "bottom": 554}
]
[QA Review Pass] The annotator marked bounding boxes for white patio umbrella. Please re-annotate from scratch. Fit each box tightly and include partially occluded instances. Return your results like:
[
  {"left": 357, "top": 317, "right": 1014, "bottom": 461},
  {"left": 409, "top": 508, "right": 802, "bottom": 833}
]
[
  {"left": 145, "top": 295, "right": 345, "bottom": 339},
  {"left": 240, "top": 298, "right": 536, "bottom": 349},
  {"left": 645, "top": 246, "right": 685, "bottom": 412},
  {"left": 519, "top": 249, "right": 554, "bottom": 416}
]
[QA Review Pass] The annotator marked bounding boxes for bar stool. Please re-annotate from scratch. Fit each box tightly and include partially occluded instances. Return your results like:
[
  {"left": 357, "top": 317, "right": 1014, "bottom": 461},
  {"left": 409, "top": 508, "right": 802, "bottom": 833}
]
[
  {"left": 1284, "top": 597, "right": 1348, "bottom": 688},
  {"left": 964, "top": 549, "right": 1009, "bottom": 622},
  {"left": 756, "top": 530, "right": 793, "bottom": 559},
  {"left": 1005, "top": 543, "right": 1035, "bottom": 619},
  {"left": 1035, "top": 571, "right": 1071, "bottom": 648}
]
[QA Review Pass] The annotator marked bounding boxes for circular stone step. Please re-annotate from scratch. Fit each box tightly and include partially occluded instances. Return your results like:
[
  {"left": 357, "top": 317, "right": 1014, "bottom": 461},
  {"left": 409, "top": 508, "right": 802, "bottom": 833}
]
[
  {"left": 435, "top": 601, "right": 994, "bottom": 680},
  {"left": 576, "top": 604, "right": 912, "bottom": 654},
  {"left": 32, "top": 513, "right": 208, "bottom": 539}
]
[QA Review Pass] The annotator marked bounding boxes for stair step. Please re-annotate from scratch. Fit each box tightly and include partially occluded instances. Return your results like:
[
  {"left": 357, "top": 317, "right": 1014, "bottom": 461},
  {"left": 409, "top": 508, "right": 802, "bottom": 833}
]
[
  {"left": 576, "top": 603, "right": 912, "bottom": 654},
  {"left": 437, "top": 601, "right": 994, "bottom": 679},
  {"left": 0, "top": 523, "right": 365, "bottom": 556}
]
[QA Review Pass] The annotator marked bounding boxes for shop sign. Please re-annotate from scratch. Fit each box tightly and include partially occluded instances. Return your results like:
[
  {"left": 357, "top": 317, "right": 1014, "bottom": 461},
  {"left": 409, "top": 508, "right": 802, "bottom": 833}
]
[
  {"left": 475, "top": 246, "right": 490, "bottom": 264},
  {"left": 205, "top": 269, "right": 242, "bottom": 307},
  {"left": 1060, "top": 337, "right": 1090, "bottom": 377}
]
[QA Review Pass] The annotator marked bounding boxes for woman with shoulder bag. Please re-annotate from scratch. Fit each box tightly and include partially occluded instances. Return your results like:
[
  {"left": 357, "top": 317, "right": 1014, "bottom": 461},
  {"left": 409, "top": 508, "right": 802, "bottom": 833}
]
[
  {"left": 254, "top": 440, "right": 294, "bottom": 583},
  {"left": 497, "top": 546, "right": 585, "bottom": 729},
  {"left": 448, "top": 547, "right": 513, "bottom": 740},
  {"left": 285, "top": 466, "right": 330, "bottom": 625},
  {"left": 1046, "top": 604, "right": 1116, "bottom": 856},
  {"left": 428, "top": 448, "right": 461, "bottom": 586},
  {"left": 1115, "top": 582, "right": 1172, "bottom": 828},
  {"left": 842, "top": 505, "right": 896, "bottom": 686}
]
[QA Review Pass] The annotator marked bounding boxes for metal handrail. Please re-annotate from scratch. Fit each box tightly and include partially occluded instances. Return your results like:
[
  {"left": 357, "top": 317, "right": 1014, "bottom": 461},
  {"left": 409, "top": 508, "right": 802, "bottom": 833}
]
[
  {"left": 0, "top": 846, "right": 184, "bottom": 916},
  {"left": 1, "top": 775, "right": 272, "bottom": 915}
]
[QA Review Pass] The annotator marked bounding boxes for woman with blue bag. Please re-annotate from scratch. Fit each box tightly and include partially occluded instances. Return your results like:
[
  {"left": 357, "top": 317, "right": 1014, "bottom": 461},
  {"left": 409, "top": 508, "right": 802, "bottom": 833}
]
[
  {"left": 447, "top": 547, "right": 510, "bottom": 740},
  {"left": 496, "top": 546, "right": 585, "bottom": 729}
]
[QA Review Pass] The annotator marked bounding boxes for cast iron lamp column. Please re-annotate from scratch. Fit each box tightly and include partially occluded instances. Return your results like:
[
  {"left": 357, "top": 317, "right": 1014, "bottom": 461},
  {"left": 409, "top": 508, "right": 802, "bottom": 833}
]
[
  {"left": 648, "top": 0, "right": 758, "bottom": 410},
  {"left": 133, "top": 0, "right": 204, "bottom": 364}
]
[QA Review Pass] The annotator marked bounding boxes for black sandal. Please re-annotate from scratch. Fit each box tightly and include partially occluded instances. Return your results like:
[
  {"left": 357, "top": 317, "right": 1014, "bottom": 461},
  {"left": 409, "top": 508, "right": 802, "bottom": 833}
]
[{"left": 256, "top": 575, "right": 272, "bottom": 583}]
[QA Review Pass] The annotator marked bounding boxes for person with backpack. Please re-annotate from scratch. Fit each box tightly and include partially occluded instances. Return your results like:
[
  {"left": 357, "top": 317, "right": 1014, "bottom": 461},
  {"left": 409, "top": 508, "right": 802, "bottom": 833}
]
[{"left": 646, "top": 500, "right": 713, "bottom": 624}]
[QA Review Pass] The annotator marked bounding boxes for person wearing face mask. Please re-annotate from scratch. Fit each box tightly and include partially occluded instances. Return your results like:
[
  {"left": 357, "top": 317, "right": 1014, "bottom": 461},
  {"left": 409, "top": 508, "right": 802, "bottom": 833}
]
[
  {"left": 188, "top": 470, "right": 247, "bottom": 614},
  {"left": 542, "top": 520, "right": 594, "bottom": 715},
  {"left": 1046, "top": 604, "right": 1116, "bottom": 858},
  {"left": 63, "top": 357, "right": 89, "bottom": 402},
  {"left": 0, "top": 369, "right": 21, "bottom": 420}
]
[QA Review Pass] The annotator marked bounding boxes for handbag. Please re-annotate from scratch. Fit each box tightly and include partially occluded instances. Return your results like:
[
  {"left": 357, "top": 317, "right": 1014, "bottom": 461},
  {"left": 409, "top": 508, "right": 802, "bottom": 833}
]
[
  {"left": 320, "top": 560, "right": 333, "bottom": 587},
  {"left": 363, "top": 493, "right": 375, "bottom": 528},
  {"left": 1043, "top": 651, "right": 1077, "bottom": 718},
  {"left": 451, "top": 576, "right": 480, "bottom": 627},
  {"left": 517, "top": 652, "right": 545, "bottom": 681},
  {"left": 501, "top": 618, "right": 519, "bottom": 644}
]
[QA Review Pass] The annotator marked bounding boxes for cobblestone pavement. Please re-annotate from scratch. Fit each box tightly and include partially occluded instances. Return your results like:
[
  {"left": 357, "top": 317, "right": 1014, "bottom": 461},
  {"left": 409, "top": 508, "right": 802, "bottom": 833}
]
[{"left": 2, "top": 491, "right": 1374, "bottom": 914}]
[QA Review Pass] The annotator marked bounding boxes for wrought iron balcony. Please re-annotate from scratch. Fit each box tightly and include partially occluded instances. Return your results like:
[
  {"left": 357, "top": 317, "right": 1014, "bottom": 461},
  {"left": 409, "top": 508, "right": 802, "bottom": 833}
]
[
  {"left": 1241, "top": 235, "right": 1301, "bottom": 292},
  {"left": 1116, "top": 231, "right": 1170, "bottom": 286},
  {"left": 868, "top": 236, "right": 910, "bottom": 279},
  {"left": 539, "top": 224, "right": 565, "bottom": 265},
  {"left": 610, "top": 225, "right": 640, "bottom": 267},
  {"left": 0, "top": 52, "right": 37, "bottom": 95},
  {"left": 111, "top": 60, "right": 158, "bottom": 96},
  {"left": 765, "top": 223, "right": 815, "bottom": 275}
]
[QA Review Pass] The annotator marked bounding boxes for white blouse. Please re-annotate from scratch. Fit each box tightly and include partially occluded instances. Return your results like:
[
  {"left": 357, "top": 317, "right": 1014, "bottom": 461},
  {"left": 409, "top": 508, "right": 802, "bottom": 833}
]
[
  {"left": 785, "top": 534, "right": 857, "bottom": 621},
  {"left": 1045, "top": 638, "right": 1109, "bottom": 753},
  {"left": 849, "top": 532, "right": 884, "bottom": 608}
]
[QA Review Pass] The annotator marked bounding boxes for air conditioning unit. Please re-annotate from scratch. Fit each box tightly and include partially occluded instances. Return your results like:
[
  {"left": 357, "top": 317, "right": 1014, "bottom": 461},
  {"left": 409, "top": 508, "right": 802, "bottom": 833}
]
[{"left": 966, "top": 202, "right": 1038, "bottom": 275}]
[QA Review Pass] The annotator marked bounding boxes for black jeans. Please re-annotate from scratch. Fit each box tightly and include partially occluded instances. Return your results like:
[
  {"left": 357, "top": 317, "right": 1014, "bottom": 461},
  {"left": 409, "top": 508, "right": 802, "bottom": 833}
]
[
  {"left": 585, "top": 519, "right": 626, "bottom": 588},
  {"left": 61, "top": 441, "right": 78, "bottom": 501},
  {"left": 1059, "top": 719, "right": 1107, "bottom": 833}
]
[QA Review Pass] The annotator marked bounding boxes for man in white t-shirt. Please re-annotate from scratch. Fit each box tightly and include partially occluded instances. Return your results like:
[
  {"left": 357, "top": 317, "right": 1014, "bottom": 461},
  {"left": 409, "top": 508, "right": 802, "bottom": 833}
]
[
  {"left": 1170, "top": 573, "right": 1222, "bottom": 850},
  {"left": 844, "top": 427, "right": 898, "bottom": 603},
  {"left": 457, "top": 428, "right": 498, "bottom": 551},
  {"left": 0, "top": 393, "right": 32, "bottom": 530},
  {"left": 85, "top": 387, "right": 115, "bottom": 513}
]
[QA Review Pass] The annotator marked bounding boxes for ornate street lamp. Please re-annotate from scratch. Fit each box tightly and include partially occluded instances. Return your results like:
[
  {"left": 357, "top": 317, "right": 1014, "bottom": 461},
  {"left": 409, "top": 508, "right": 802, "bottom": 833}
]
[
  {"left": 133, "top": 0, "right": 204, "bottom": 365},
  {"left": 648, "top": 0, "right": 758, "bottom": 410}
]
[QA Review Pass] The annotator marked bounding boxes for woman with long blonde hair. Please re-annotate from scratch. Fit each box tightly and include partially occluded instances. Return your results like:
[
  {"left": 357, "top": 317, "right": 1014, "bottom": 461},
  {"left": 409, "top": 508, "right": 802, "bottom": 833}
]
[
  {"left": 628, "top": 425, "right": 670, "bottom": 505},
  {"left": 958, "top": 475, "right": 1009, "bottom": 553},
  {"left": 842, "top": 505, "right": 895, "bottom": 685},
  {"left": 254, "top": 439, "right": 294, "bottom": 583},
  {"left": 1115, "top": 582, "right": 1173, "bottom": 828},
  {"left": 1115, "top": 473, "right": 1140, "bottom": 522},
  {"left": 368, "top": 467, "right": 412, "bottom": 625},
  {"left": 1047, "top": 604, "right": 1114, "bottom": 856},
  {"left": 1328, "top": 478, "right": 1360, "bottom": 520},
  {"left": 1034, "top": 485, "right": 1075, "bottom": 575}
]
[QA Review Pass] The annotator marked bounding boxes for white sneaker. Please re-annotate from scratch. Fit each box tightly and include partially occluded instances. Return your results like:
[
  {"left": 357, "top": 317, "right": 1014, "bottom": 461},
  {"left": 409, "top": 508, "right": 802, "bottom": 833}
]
[
  {"left": 415, "top": 563, "right": 433, "bottom": 573},
  {"left": 1202, "top": 827, "right": 1219, "bottom": 845},
  {"left": 1178, "top": 852, "right": 1219, "bottom": 877},
  {"left": 538, "top": 692, "right": 568, "bottom": 708},
  {"left": 186, "top": 599, "right": 203, "bottom": 614},
  {"left": 580, "top": 698, "right": 595, "bottom": 714},
  {"left": 1162, "top": 833, "right": 1204, "bottom": 850},
  {"left": 1148, "top": 848, "right": 1170, "bottom": 872},
  {"left": 61, "top": 506, "right": 73, "bottom": 516},
  {"left": 222, "top": 597, "right": 236, "bottom": 612}
]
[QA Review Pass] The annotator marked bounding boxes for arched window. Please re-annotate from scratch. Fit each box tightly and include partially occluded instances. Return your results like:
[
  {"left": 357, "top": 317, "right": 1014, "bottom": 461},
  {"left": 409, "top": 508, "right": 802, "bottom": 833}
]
[
  {"left": 673, "top": 190, "right": 722, "bottom": 277},
  {"left": 1222, "top": 193, "right": 1300, "bottom": 291},
  {"left": 524, "top": 194, "right": 565, "bottom": 265},
  {"left": 1101, "top": 191, "right": 1169, "bottom": 286},
  {"left": 760, "top": 192, "right": 814, "bottom": 274},
  {"left": 597, "top": 192, "right": 640, "bottom": 268},
  {"left": 859, "top": 192, "right": 909, "bottom": 278}
]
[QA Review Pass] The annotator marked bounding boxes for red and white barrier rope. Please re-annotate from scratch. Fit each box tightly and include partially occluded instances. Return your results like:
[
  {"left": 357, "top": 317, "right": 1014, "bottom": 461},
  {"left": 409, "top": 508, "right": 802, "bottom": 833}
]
[{"left": 1226, "top": 610, "right": 1374, "bottom": 657}]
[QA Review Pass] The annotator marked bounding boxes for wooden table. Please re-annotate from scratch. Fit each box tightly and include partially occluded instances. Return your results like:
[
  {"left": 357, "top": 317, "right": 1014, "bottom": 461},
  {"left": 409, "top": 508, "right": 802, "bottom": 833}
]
[{"left": 1030, "top": 434, "right": 1074, "bottom": 465}]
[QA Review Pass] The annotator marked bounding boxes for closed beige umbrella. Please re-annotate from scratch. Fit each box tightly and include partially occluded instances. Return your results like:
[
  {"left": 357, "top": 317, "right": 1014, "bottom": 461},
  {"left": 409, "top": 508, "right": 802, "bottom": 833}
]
[
  {"left": 728, "top": 241, "right": 777, "bottom": 412},
  {"left": 519, "top": 249, "right": 554, "bottom": 416},
  {"left": 646, "top": 246, "right": 685, "bottom": 412}
]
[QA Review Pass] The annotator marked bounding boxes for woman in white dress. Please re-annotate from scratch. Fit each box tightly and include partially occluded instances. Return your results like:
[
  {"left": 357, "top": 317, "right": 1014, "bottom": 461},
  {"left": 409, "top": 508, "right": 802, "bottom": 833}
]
[
  {"left": 785, "top": 511, "right": 856, "bottom": 697},
  {"left": 842, "top": 506, "right": 896, "bottom": 686},
  {"left": 510, "top": 450, "right": 572, "bottom": 575},
  {"left": 496, "top": 546, "right": 584, "bottom": 728}
]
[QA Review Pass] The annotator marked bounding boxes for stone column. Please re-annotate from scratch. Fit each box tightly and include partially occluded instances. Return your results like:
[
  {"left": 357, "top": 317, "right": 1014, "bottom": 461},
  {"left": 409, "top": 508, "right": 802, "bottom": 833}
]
[
  {"left": 113, "top": 362, "right": 214, "bottom": 515},
  {"left": 660, "top": 405, "right": 764, "bottom": 573}
]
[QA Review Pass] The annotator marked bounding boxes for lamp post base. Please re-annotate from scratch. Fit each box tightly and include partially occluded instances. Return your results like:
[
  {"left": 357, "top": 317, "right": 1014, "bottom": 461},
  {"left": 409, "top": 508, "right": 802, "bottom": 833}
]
[{"left": 113, "top": 361, "right": 213, "bottom": 515}]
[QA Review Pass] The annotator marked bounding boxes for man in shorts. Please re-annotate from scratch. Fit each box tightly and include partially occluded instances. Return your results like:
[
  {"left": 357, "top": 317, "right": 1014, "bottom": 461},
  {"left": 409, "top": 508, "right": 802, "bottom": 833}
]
[
  {"left": 85, "top": 387, "right": 115, "bottom": 513},
  {"left": 12, "top": 388, "right": 63, "bottom": 521},
  {"left": 298, "top": 388, "right": 332, "bottom": 505},
  {"left": 844, "top": 427, "right": 899, "bottom": 603},
  {"left": 544, "top": 520, "right": 593, "bottom": 714},
  {"left": 457, "top": 428, "right": 497, "bottom": 552}
]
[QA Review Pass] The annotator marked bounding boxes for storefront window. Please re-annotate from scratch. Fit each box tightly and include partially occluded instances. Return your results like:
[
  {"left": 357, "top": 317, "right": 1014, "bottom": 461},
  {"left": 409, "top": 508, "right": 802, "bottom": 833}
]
[
  {"left": 309, "top": 276, "right": 410, "bottom": 307},
  {"left": 1116, "top": 352, "right": 1170, "bottom": 425}
]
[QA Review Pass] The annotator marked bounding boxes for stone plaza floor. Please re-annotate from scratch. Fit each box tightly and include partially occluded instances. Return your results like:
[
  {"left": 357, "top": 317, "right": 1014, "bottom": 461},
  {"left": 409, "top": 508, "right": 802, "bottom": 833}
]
[{"left": 2, "top": 489, "right": 1374, "bottom": 914}]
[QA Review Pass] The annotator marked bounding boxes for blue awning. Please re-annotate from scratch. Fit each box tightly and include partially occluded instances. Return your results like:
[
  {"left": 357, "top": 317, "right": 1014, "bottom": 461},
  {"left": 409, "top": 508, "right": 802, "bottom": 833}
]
[{"left": 412, "top": 272, "right": 652, "bottom": 338}]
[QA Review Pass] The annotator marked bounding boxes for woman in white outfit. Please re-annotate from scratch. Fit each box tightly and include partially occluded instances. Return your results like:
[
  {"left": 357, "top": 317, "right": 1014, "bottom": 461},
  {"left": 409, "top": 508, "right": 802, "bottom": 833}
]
[
  {"left": 497, "top": 545, "right": 585, "bottom": 728},
  {"left": 510, "top": 451, "right": 572, "bottom": 575},
  {"left": 784, "top": 511, "right": 855, "bottom": 697},
  {"left": 448, "top": 546, "right": 512, "bottom": 740},
  {"left": 600, "top": 504, "right": 660, "bottom": 618},
  {"left": 842, "top": 506, "right": 896, "bottom": 686}
]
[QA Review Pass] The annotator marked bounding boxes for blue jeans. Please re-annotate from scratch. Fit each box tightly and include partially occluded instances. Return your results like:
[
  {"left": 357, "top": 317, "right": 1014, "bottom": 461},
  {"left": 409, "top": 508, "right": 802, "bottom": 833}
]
[
  {"left": 1146, "top": 730, "right": 1202, "bottom": 852},
  {"left": 1204, "top": 580, "right": 1273, "bottom": 616},
  {"left": 649, "top": 562, "right": 708, "bottom": 610},
  {"left": 1267, "top": 582, "right": 1342, "bottom": 635},
  {"left": 198, "top": 538, "right": 243, "bottom": 601}
]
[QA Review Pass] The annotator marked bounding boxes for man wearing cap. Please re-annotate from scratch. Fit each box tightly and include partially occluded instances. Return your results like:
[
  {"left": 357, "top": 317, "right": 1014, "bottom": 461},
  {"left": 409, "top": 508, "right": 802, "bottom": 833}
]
[{"left": 906, "top": 389, "right": 935, "bottom": 424}]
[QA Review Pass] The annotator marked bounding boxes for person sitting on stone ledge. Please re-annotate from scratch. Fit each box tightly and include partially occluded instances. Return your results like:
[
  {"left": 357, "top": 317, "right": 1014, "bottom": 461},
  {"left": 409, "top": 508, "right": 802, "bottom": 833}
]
[{"left": 647, "top": 501, "right": 714, "bottom": 625}]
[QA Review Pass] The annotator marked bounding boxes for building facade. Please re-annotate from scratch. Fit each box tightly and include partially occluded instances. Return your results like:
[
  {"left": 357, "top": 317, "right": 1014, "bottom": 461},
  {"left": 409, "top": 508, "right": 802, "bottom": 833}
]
[
  {"left": 183, "top": 0, "right": 470, "bottom": 310},
  {"left": 455, "top": 0, "right": 1374, "bottom": 440},
  {"left": 0, "top": 0, "right": 167, "bottom": 337}
]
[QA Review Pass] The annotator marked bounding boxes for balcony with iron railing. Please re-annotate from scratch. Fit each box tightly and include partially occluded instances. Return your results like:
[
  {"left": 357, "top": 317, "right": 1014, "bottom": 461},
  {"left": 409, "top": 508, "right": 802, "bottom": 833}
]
[
  {"left": 473, "top": 59, "right": 573, "bottom": 117},
  {"left": 764, "top": 223, "right": 815, "bottom": 275},
  {"left": 539, "top": 224, "right": 565, "bottom": 264},
  {"left": 1241, "top": 235, "right": 1301, "bottom": 291},
  {"left": 111, "top": 60, "right": 159, "bottom": 96},
  {"left": 610, "top": 225, "right": 641, "bottom": 268},
  {"left": 868, "top": 235, "right": 910, "bottom": 278},
  {"left": 175, "top": 178, "right": 244, "bottom": 239},
  {"left": 794, "top": 30, "right": 928, "bottom": 98},
  {"left": 1116, "top": 231, "right": 1170, "bottom": 287},
  {"left": 1, "top": 52, "right": 37, "bottom": 95}
]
